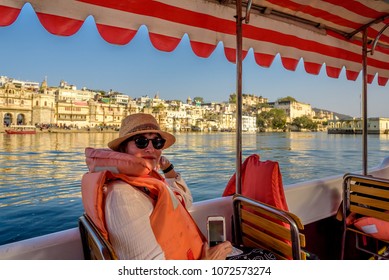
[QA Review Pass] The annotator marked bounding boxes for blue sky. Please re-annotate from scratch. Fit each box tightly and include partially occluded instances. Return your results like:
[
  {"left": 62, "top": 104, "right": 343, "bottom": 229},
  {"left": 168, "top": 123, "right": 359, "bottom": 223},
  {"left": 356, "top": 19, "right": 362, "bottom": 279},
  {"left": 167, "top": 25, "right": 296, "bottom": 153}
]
[{"left": 1, "top": 4, "right": 389, "bottom": 118}]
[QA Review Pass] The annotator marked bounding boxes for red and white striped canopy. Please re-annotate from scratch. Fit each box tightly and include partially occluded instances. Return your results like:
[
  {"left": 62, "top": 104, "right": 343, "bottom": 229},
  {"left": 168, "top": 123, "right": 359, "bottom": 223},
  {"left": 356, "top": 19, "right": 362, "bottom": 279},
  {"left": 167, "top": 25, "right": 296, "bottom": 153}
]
[{"left": 1, "top": 0, "right": 389, "bottom": 85}]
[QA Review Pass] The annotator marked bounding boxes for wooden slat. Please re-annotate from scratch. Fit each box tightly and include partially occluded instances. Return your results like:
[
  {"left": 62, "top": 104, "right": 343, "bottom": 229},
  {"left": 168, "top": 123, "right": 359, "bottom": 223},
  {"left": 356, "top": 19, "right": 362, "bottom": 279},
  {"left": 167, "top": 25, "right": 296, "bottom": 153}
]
[
  {"left": 241, "top": 201, "right": 291, "bottom": 224},
  {"left": 241, "top": 208, "right": 306, "bottom": 247},
  {"left": 350, "top": 205, "right": 389, "bottom": 222},
  {"left": 346, "top": 176, "right": 389, "bottom": 221},
  {"left": 350, "top": 194, "right": 389, "bottom": 211},
  {"left": 298, "top": 232, "right": 306, "bottom": 247},
  {"left": 350, "top": 177, "right": 389, "bottom": 188},
  {"left": 241, "top": 208, "right": 291, "bottom": 240},
  {"left": 287, "top": 211, "right": 305, "bottom": 230},
  {"left": 243, "top": 234, "right": 306, "bottom": 260},
  {"left": 242, "top": 236, "right": 287, "bottom": 260},
  {"left": 301, "top": 251, "right": 307, "bottom": 260},
  {"left": 242, "top": 222, "right": 293, "bottom": 258},
  {"left": 80, "top": 215, "right": 117, "bottom": 260},
  {"left": 342, "top": 175, "right": 389, "bottom": 259},
  {"left": 351, "top": 184, "right": 389, "bottom": 199},
  {"left": 87, "top": 235, "right": 103, "bottom": 260},
  {"left": 241, "top": 201, "right": 304, "bottom": 230},
  {"left": 234, "top": 195, "right": 306, "bottom": 260}
]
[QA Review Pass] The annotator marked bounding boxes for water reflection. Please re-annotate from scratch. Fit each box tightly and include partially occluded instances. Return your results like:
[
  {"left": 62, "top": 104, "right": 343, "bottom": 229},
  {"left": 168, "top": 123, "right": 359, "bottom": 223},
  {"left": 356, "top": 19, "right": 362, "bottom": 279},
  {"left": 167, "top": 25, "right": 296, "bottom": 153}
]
[
  {"left": 1, "top": 131, "right": 389, "bottom": 245},
  {"left": 166, "top": 132, "right": 237, "bottom": 199}
]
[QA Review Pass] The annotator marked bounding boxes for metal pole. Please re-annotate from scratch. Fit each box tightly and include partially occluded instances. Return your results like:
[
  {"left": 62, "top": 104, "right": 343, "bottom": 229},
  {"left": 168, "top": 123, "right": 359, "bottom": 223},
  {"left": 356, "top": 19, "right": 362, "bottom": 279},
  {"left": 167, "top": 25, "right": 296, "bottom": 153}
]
[
  {"left": 362, "top": 30, "right": 368, "bottom": 175},
  {"left": 235, "top": 0, "right": 243, "bottom": 194}
]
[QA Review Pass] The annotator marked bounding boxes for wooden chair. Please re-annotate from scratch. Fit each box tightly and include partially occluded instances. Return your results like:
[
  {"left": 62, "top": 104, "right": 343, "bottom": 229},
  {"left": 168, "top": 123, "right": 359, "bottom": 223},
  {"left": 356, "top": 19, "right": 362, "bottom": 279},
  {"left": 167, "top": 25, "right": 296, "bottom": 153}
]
[
  {"left": 341, "top": 173, "right": 389, "bottom": 260},
  {"left": 78, "top": 214, "right": 118, "bottom": 260},
  {"left": 233, "top": 194, "right": 306, "bottom": 260}
]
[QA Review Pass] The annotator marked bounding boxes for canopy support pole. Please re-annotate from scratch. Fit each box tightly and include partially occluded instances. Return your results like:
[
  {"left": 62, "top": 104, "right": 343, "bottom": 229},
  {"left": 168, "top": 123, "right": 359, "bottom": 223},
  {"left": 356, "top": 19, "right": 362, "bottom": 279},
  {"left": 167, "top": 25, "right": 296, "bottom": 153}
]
[
  {"left": 362, "top": 30, "right": 368, "bottom": 176},
  {"left": 235, "top": 0, "right": 243, "bottom": 194}
]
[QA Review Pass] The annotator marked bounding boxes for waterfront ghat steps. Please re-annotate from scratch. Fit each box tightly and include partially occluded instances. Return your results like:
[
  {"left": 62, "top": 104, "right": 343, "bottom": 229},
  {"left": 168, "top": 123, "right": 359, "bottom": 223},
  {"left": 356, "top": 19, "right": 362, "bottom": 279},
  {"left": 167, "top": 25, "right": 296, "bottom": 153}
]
[
  {"left": 341, "top": 173, "right": 389, "bottom": 260},
  {"left": 233, "top": 194, "right": 306, "bottom": 260},
  {"left": 0, "top": 127, "right": 119, "bottom": 133},
  {"left": 78, "top": 214, "right": 118, "bottom": 260}
]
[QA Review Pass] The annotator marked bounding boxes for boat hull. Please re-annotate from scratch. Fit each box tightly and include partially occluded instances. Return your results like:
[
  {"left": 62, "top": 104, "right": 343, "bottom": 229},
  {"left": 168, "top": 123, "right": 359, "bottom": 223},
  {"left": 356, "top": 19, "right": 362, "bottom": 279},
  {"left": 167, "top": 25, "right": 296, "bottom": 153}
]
[
  {"left": 1, "top": 157, "right": 389, "bottom": 260},
  {"left": 5, "top": 130, "right": 36, "bottom": 135}
]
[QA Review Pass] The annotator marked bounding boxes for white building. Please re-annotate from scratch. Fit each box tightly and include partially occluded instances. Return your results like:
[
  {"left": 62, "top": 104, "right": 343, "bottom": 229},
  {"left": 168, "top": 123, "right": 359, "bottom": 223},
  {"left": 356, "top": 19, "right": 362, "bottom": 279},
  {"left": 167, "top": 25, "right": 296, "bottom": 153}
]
[
  {"left": 7, "top": 78, "right": 40, "bottom": 92},
  {"left": 55, "top": 87, "right": 96, "bottom": 102},
  {"left": 242, "top": 115, "right": 257, "bottom": 132},
  {"left": 112, "top": 94, "right": 130, "bottom": 105},
  {"left": 219, "top": 112, "right": 235, "bottom": 131},
  {"left": 328, "top": 117, "right": 389, "bottom": 134},
  {"left": 0, "top": 76, "right": 8, "bottom": 86},
  {"left": 274, "top": 100, "right": 314, "bottom": 122}
]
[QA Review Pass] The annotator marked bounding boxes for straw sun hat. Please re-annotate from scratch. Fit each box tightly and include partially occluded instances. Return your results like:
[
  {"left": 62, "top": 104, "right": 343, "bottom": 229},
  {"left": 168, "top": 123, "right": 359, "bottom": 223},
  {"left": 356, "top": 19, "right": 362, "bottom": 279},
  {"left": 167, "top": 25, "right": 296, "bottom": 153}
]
[{"left": 108, "top": 113, "right": 176, "bottom": 151}]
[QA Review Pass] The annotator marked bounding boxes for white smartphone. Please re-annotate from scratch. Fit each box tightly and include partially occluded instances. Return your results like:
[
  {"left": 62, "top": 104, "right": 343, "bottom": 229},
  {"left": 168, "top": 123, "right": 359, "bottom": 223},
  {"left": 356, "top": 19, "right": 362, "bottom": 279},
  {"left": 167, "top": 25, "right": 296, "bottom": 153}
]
[{"left": 207, "top": 216, "right": 226, "bottom": 247}]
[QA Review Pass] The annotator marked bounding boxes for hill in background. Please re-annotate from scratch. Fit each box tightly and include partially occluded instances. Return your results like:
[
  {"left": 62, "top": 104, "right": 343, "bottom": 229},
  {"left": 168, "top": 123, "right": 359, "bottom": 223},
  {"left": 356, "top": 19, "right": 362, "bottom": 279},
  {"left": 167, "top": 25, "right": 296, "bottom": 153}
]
[{"left": 312, "top": 108, "right": 353, "bottom": 120}]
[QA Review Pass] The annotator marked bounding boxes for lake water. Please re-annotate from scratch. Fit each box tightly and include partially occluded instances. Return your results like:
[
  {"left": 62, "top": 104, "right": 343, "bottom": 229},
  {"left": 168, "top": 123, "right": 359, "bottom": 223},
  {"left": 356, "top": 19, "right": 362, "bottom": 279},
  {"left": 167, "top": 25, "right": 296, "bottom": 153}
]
[{"left": 1, "top": 131, "right": 389, "bottom": 246}]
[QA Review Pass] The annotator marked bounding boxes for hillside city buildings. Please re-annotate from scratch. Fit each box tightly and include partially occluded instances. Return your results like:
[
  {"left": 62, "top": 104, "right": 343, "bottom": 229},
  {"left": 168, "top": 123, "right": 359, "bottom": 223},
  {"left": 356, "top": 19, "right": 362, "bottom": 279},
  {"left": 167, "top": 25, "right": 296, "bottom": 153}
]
[{"left": 1, "top": 76, "right": 389, "bottom": 133}]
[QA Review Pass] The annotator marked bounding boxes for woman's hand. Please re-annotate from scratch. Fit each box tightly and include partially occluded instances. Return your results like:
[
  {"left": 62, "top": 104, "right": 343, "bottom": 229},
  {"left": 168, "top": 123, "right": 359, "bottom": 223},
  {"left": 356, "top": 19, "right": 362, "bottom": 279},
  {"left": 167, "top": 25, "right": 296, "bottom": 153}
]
[
  {"left": 159, "top": 156, "right": 171, "bottom": 171},
  {"left": 159, "top": 156, "right": 177, "bottom": 179},
  {"left": 201, "top": 241, "right": 232, "bottom": 260}
]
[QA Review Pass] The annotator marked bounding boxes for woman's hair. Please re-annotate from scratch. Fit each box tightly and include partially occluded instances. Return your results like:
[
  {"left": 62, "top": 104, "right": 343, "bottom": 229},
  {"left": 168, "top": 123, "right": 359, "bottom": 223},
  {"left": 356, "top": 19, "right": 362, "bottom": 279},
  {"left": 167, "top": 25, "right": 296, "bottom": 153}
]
[{"left": 118, "top": 137, "right": 132, "bottom": 153}]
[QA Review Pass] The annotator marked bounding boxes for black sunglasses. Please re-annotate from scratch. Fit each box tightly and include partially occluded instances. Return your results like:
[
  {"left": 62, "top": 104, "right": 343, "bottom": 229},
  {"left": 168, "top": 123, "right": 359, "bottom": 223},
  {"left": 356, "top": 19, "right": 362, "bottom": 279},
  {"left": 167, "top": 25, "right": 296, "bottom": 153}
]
[{"left": 132, "top": 136, "right": 166, "bottom": 150}]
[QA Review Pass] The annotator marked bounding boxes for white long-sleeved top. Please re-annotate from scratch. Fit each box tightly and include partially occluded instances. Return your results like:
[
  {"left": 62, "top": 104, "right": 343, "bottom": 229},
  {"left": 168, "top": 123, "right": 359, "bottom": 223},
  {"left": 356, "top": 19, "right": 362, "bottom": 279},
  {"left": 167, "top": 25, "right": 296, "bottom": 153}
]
[{"left": 104, "top": 173, "right": 192, "bottom": 260}]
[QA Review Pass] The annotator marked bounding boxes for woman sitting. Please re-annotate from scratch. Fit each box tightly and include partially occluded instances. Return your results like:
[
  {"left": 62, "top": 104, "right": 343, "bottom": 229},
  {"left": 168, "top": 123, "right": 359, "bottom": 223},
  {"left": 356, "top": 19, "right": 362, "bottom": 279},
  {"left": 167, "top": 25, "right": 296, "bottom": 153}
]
[{"left": 81, "top": 113, "right": 233, "bottom": 260}]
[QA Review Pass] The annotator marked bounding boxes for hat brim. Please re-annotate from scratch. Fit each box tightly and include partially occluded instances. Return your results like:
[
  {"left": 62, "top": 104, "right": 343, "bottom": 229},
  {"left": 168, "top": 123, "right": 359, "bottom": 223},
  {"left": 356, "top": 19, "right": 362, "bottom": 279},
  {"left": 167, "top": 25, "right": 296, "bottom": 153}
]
[{"left": 108, "top": 130, "right": 176, "bottom": 151}]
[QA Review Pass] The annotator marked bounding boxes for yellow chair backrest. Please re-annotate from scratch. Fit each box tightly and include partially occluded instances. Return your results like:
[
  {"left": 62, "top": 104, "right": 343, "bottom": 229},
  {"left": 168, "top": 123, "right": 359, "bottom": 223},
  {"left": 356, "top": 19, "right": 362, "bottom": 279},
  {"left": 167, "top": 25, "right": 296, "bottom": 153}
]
[
  {"left": 233, "top": 194, "right": 306, "bottom": 260},
  {"left": 341, "top": 173, "right": 389, "bottom": 259},
  {"left": 78, "top": 214, "right": 118, "bottom": 260}
]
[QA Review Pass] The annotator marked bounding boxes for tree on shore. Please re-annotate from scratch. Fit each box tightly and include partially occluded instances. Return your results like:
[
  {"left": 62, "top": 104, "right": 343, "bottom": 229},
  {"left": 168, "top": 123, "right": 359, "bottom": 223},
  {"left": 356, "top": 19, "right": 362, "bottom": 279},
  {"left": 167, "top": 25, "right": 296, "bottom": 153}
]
[
  {"left": 277, "top": 96, "right": 298, "bottom": 103},
  {"left": 229, "top": 93, "right": 236, "bottom": 103},
  {"left": 291, "top": 115, "right": 318, "bottom": 130},
  {"left": 152, "top": 103, "right": 165, "bottom": 113},
  {"left": 193, "top": 97, "right": 204, "bottom": 104},
  {"left": 257, "top": 109, "right": 287, "bottom": 129}
]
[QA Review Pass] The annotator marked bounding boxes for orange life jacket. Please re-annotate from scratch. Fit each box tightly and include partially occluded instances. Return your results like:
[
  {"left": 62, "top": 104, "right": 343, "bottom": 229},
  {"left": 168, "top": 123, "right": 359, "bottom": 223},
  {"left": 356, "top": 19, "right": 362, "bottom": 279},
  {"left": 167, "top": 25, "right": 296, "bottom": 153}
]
[
  {"left": 81, "top": 147, "right": 205, "bottom": 260},
  {"left": 223, "top": 154, "right": 288, "bottom": 211},
  {"left": 223, "top": 154, "right": 290, "bottom": 230}
]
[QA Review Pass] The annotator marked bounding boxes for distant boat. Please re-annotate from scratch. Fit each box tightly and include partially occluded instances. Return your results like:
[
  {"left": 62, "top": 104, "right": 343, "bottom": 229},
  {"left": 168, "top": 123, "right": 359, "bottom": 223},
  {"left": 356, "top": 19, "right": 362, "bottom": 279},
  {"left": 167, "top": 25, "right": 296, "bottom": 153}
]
[{"left": 5, "top": 125, "right": 37, "bottom": 135}]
